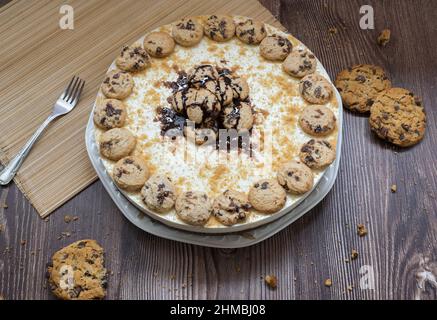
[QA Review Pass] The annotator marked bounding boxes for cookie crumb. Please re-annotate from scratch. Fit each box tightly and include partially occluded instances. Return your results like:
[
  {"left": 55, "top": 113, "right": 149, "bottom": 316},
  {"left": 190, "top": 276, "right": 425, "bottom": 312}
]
[
  {"left": 20, "top": 240, "right": 26, "bottom": 246},
  {"left": 377, "top": 29, "right": 391, "bottom": 46},
  {"left": 324, "top": 278, "right": 332, "bottom": 287},
  {"left": 328, "top": 27, "right": 338, "bottom": 35},
  {"left": 0, "top": 203, "right": 8, "bottom": 209},
  {"left": 390, "top": 184, "right": 397, "bottom": 193},
  {"left": 357, "top": 224, "right": 368, "bottom": 237},
  {"left": 351, "top": 249, "right": 359, "bottom": 260},
  {"left": 264, "top": 274, "right": 277, "bottom": 289},
  {"left": 347, "top": 285, "right": 353, "bottom": 292},
  {"left": 64, "top": 215, "right": 73, "bottom": 223}
]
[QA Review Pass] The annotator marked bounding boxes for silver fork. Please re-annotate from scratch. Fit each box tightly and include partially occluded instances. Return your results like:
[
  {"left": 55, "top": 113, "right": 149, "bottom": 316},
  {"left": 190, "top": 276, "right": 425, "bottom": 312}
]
[{"left": 0, "top": 76, "right": 85, "bottom": 185}]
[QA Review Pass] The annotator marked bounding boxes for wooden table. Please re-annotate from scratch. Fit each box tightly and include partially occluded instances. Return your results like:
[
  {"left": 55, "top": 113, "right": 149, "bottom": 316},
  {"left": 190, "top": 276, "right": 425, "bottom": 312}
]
[{"left": 1, "top": 0, "right": 436, "bottom": 300}]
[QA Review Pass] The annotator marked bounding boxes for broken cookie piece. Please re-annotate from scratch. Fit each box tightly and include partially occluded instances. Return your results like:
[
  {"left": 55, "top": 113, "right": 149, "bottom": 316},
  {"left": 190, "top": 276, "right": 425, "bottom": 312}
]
[{"left": 377, "top": 29, "right": 391, "bottom": 46}]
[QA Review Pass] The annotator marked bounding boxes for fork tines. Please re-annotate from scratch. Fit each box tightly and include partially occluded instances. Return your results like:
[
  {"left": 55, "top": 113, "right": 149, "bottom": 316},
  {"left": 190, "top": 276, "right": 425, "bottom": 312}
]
[{"left": 63, "top": 76, "right": 85, "bottom": 104}]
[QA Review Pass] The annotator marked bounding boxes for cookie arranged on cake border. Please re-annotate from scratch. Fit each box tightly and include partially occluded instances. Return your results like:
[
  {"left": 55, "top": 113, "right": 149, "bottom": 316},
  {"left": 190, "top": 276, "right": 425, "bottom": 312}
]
[{"left": 92, "top": 15, "right": 340, "bottom": 231}]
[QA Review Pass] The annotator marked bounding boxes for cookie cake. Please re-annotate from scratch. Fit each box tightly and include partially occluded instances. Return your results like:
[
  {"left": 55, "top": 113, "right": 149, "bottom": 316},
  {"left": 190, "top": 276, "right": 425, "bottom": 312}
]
[{"left": 92, "top": 15, "right": 341, "bottom": 232}]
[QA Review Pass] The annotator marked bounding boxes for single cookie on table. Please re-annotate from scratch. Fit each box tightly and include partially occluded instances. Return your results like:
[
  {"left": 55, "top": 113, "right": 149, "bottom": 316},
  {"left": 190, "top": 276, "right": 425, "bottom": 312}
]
[
  {"left": 212, "top": 189, "right": 251, "bottom": 226},
  {"left": 299, "top": 105, "right": 336, "bottom": 136},
  {"left": 235, "top": 19, "right": 266, "bottom": 44},
  {"left": 99, "top": 128, "right": 136, "bottom": 161},
  {"left": 113, "top": 156, "right": 149, "bottom": 192},
  {"left": 101, "top": 70, "right": 134, "bottom": 100},
  {"left": 47, "top": 240, "right": 107, "bottom": 300},
  {"left": 143, "top": 32, "right": 175, "bottom": 58},
  {"left": 335, "top": 64, "right": 391, "bottom": 113},
  {"left": 172, "top": 17, "right": 203, "bottom": 47},
  {"left": 141, "top": 174, "right": 176, "bottom": 213},
  {"left": 299, "top": 139, "right": 336, "bottom": 169},
  {"left": 222, "top": 101, "right": 254, "bottom": 131},
  {"left": 116, "top": 45, "right": 150, "bottom": 72},
  {"left": 175, "top": 191, "right": 212, "bottom": 226},
  {"left": 188, "top": 64, "right": 219, "bottom": 87},
  {"left": 283, "top": 48, "right": 317, "bottom": 78},
  {"left": 186, "top": 88, "right": 221, "bottom": 124},
  {"left": 259, "top": 34, "right": 292, "bottom": 61},
  {"left": 277, "top": 160, "right": 314, "bottom": 195},
  {"left": 248, "top": 179, "right": 287, "bottom": 214},
  {"left": 369, "top": 87, "right": 426, "bottom": 147},
  {"left": 203, "top": 15, "right": 235, "bottom": 42},
  {"left": 94, "top": 99, "right": 127, "bottom": 130},
  {"left": 299, "top": 74, "right": 333, "bottom": 104}
]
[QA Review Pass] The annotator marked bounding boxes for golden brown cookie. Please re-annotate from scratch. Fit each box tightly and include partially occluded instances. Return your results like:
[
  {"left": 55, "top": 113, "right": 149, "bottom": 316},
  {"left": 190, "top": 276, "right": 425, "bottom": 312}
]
[
  {"left": 260, "top": 34, "right": 292, "bottom": 61},
  {"left": 299, "top": 105, "right": 336, "bottom": 136},
  {"left": 222, "top": 102, "right": 254, "bottom": 131},
  {"left": 204, "top": 15, "right": 235, "bottom": 42},
  {"left": 335, "top": 64, "right": 391, "bottom": 113},
  {"left": 299, "top": 139, "right": 336, "bottom": 169},
  {"left": 299, "top": 74, "right": 333, "bottom": 104},
  {"left": 188, "top": 64, "right": 219, "bottom": 87},
  {"left": 248, "top": 179, "right": 286, "bottom": 214},
  {"left": 101, "top": 70, "right": 134, "bottom": 100},
  {"left": 172, "top": 17, "right": 204, "bottom": 47},
  {"left": 141, "top": 174, "right": 176, "bottom": 212},
  {"left": 283, "top": 48, "right": 317, "bottom": 78},
  {"left": 369, "top": 88, "right": 426, "bottom": 147},
  {"left": 99, "top": 128, "right": 136, "bottom": 161},
  {"left": 93, "top": 99, "right": 127, "bottom": 130},
  {"left": 116, "top": 45, "right": 150, "bottom": 72},
  {"left": 212, "top": 189, "right": 251, "bottom": 226},
  {"left": 113, "top": 156, "right": 149, "bottom": 191},
  {"left": 230, "top": 76, "right": 249, "bottom": 100},
  {"left": 235, "top": 19, "right": 266, "bottom": 44},
  {"left": 186, "top": 88, "right": 221, "bottom": 124},
  {"left": 143, "top": 32, "right": 175, "bottom": 58},
  {"left": 277, "top": 160, "right": 314, "bottom": 195},
  {"left": 47, "top": 240, "right": 107, "bottom": 300},
  {"left": 175, "top": 191, "right": 212, "bottom": 225}
]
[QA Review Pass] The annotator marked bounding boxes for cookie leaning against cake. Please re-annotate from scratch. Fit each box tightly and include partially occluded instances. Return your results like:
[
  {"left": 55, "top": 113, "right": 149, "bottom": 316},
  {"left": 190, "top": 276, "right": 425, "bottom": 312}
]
[
  {"left": 94, "top": 15, "right": 338, "bottom": 227},
  {"left": 335, "top": 64, "right": 426, "bottom": 147}
]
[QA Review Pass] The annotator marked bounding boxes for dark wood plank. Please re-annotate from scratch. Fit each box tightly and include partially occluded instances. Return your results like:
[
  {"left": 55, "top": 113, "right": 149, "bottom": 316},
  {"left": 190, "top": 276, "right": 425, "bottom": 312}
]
[{"left": 1, "top": 0, "right": 437, "bottom": 300}]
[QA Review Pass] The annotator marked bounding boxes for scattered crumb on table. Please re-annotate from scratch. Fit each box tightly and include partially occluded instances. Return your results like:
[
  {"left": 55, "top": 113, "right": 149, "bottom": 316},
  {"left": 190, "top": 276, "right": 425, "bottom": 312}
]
[
  {"left": 357, "top": 224, "right": 368, "bottom": 237},
  {"left": 351, "top": 249, "right": 359, "bottom": 260},
  {"left": 328, "top": 27, "right": 338, "bottom": 35},
  {"left": 391, "top": 184, "right": 397, "bottom": 193},
  {"left": 264, "top": 275, "right": 278, "bottom": 289},
  {"left": 324, "top": 279, "right": 332, "bottom": 287},
  {"left": 0, "top": 203, "right": 8, "bottom": 209},
  {"left": 377, "top": 29, "right": 391, "bottom": 46}
]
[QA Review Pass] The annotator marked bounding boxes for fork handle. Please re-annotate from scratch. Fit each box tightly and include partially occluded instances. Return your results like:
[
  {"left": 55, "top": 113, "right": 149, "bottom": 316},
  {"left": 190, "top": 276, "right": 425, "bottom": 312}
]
[{"left": 0, "top": 114, "right": 56, "bottom": 185}]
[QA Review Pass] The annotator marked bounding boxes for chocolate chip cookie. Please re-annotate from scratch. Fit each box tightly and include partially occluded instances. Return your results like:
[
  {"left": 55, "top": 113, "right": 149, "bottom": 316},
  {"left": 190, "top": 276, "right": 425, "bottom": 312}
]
[
  {"left": 222, "top": 101, "right": 254, "bottom": 131},
  {"left": 143, "top": 31, "right": 175, "bottom": 58},
  {"left": 204, "top": 15, "right": 235, "bottom": 42},
  {"left": 113, "top": 156, "right": 149, "bottom": 191},
  {"left": 369, "top": 87, "right": 426, "bottom": 147},
  {"left": 235, "top": 18, "right": 266, "bottom": 44},
  {"left": 94, "top": 99, "right": 127, "bottom": 130},
  {"left": 186, "top": 88, "right": 221, "bottom": 124},
  {"left": 248, "top": 179, "right": 286, "bottom": 213},
  {"left": 116, "top": 45, "right": 150, "bottom": 72},
  {"left": 299, "top": 105, "right": 336, "bottom": 136},
  {"left": 172, "top": 17, "right": 203, "bottom": 47},
  {"left": 277, "top": 160, "right": 314, "bottom": 195},
  {"left": 99, "top": 128, "right": 136, "bottom": 161},
  {"left": 47, "top": 240, "right": 107, "bottom": 300},
  {"left": 299, "top": 74, "right": 333, "bottom": 104},
  {"left": 283, "top": 48, "right": 317, "bottom": 78},
  {"left": 335, "top": 64, "right": 391, "bottom": 113},
  {"left": 260, "top": 34, "right": 292, "bottom": 61},
  {"left": 299, "top": 139, "right": 336, "bottom": 169},
  {"left": 212, "top": 189, "right": 251, "bottom": 226},
  {"left": 101, "top": 70, "right": 134, "bottom": 100},
  {"left": 175, "top": 191, "right": 212, "bottom": 225},
  {"left": 141, "top": 174, "right": 176, "bottom": 212},
  {"left": 188, "top": 64, "right": 219, "bottom": 88},
  {"left": 230, "top": 76, "right": 249, "bottom": 100}
]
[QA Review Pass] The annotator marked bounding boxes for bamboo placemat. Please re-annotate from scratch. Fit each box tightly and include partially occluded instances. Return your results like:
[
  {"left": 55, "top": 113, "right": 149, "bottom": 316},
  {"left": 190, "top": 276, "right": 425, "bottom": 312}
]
[{"left": 0, "top": 0, "right": 284, "bottom": 218}]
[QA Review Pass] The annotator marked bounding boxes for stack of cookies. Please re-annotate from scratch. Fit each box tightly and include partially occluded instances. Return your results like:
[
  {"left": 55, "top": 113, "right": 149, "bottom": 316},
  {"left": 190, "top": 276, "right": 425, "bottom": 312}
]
[{"left": 335, "top": 64, "right": 427, "bottom": 147}]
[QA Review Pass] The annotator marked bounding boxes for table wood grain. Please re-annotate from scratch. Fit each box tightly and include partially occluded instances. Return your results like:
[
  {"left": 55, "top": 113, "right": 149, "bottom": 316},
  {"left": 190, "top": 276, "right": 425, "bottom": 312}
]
[{"left": 1, "top": 0, "right": 436, "bottom": 300}]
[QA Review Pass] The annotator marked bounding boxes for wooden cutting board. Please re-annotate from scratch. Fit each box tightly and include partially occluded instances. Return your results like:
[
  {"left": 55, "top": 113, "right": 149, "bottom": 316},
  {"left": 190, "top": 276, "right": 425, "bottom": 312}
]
[{"left": 0, "top": 0, "right": 284, "bottom": 217}]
